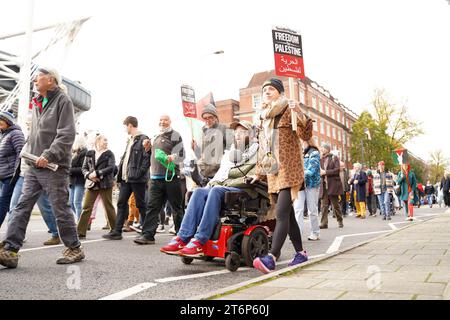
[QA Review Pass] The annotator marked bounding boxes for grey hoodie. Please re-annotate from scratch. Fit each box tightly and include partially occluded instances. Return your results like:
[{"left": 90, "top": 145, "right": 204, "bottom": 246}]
[{"left": 26, "top": 88, "right": 75, "bottom": 169}]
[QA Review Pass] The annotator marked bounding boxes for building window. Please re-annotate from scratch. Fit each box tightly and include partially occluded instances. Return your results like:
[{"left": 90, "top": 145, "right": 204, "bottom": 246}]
[
  {"left": 338, "top": 129, "right": 341, "bottom": 142},
  {"left": 313, "top": 136, "right": 319, "bottom": 145},
  {"left": 331, "top": 108, "right": 335, "bottom": 120},
  {"left": 312, "top": 96, "right": 317, "bottom": 109},
  {"left": 252, "top": 94, "right": 261, "bottom": 109},
  {"left": 326, "top": 125, "right": 331, "bottom": 138},
  {"left": 320, "top": 120, "right": 325, "bottom": 134},
  {"left": 325, "top": 104, "right": 330, "bottom": 117},
  {"left": 336, "top": 110, "right": 341, "bottom": 123},
  {"left": 332, "top": 127, "right": 336, "bottom": 139},
  {"left": 313, "top": 118, "right": 318, "bottom": 132},
  {"left": 299, "top": 89, "right": 305, "bottom": 105}
]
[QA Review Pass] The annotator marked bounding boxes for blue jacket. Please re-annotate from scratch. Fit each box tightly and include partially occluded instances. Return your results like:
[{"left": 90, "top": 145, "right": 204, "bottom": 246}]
[
  {"left": 303, "top": 146, "right": 321, "bottom": 188},
  {"left": 0, "top": 124, "right": 25, "bottom": 180}
]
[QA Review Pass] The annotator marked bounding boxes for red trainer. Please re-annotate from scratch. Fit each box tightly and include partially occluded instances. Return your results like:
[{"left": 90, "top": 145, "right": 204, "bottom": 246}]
[
  {"left": 179, "top": 239, "right": 204, "bottom": 257},
  {"left": 160, "top": 236, "right": 187, "bottom": 255}
]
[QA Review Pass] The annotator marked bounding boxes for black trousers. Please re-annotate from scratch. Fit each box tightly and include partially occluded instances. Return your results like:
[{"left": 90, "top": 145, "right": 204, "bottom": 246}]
[
  {"left": 113, "top": 182, "right": 147, "bottom": 234},
  {"left": 142, "top": 178, "right": 184, "bottom": 240},
  {"left": 270, "top": 188, "right": 303, "bottom": 259}
]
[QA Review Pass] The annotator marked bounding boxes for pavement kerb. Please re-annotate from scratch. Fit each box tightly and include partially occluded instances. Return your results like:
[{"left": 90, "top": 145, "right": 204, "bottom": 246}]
[{"left": 190, "top": 213, "right": 445, "bottom": 300}]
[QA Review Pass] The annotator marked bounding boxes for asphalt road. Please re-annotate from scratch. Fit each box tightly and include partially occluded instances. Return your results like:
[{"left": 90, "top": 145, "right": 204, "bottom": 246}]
[{"left": 0, "top": 205, "right": 444, "bottom": 300}]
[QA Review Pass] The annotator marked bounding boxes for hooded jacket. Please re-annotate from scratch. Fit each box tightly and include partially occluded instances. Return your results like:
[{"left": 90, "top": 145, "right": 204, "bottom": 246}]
[{"left": 0, "top": 124, "right": 25, "bottom": 179}]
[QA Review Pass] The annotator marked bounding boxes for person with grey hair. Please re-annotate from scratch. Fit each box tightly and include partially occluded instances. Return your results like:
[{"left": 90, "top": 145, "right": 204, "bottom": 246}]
[
  {"left": 136, "top": 114, "right": 185, "bottom": 245},
  {"left": 69, "top": 134, "right": 88, "bottom": 221},
  {"left": 319, "top": 143, "right": 344, "bottom": 229},
  {"left": 0, "top": 66, "right": 85, "bottom": 268},
  {"left": 349, "top": 162, "right": 368, "bottom": 219}
]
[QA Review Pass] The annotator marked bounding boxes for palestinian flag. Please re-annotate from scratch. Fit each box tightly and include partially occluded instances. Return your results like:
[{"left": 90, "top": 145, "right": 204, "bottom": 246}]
[{"left": 392, "top": 148, "right": 409, "bottom": 165}]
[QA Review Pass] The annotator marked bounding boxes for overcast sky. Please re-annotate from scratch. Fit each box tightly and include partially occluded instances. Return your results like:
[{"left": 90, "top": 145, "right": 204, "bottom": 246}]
[{"left": 2, "top": 0, "right": 449, "bottom": 163}]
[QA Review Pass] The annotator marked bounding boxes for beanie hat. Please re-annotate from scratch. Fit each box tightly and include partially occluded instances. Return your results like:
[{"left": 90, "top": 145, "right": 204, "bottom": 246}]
[
  {"left": 201, "top": 104, "right": 218, "bottom": 119},
  {"left": 262, "top": 78, "right": 285, "bottom": 94},
  {"left": 0, "top": 109, "right": 16, "bottom": 126}
]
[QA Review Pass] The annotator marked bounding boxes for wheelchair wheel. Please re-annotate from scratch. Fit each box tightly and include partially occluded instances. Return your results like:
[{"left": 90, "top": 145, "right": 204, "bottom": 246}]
[
  {"left": 242, "top": 228, "right": 269, "bottom": 267},
  {"left": 225, "top": 252, "right": 240, "bottom": 272},
  {"left": 181, "top": 257, "right": 194, "bottom": 265}
]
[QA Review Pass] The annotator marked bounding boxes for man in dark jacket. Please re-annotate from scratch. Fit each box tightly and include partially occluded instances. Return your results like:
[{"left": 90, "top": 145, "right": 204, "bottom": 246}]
[
  {"left": 102, "top": 116, "right": 150, "bottom": 240},
  {"left": 135, "top": 115, "right": 185, "bottom": 245},
  {"left": 319, "top": 143, "right": 344, "bottom": 229},
  {"left": 0, "top": 66, "right": 84, "bottom": 268},
  {"left": 424, "top": 181, "right": 435, "bottom": 208},
  {"left": 0, "top": 110, "right": 25, "bottom": 227},
  {"left": 191, "top": 104, "right": 232, "bottom": 186}
]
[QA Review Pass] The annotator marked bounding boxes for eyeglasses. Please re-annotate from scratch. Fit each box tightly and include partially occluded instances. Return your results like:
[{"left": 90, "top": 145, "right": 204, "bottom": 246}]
[{"left": 202, "top": 116, "right": 215, "bottom": 121}]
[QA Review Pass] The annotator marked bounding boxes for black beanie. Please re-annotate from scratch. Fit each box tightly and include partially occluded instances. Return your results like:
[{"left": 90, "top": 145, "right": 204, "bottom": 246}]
[{"left": 262, "top": 78, "right": 285, "bottom": 94}]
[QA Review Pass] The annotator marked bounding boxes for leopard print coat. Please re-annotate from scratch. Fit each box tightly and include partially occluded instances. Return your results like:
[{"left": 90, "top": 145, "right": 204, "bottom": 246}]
[{"left": 256, "top": 106, "right": 313, "bottom": 200}]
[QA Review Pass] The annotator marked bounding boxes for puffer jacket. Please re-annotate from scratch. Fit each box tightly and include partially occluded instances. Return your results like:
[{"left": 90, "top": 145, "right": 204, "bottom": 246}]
[
  {"left": 303, "top": 146, "right": 321, "bottom": 188},
  {"left": 0, "top": 124, "right": 25, "bottom": 180}
]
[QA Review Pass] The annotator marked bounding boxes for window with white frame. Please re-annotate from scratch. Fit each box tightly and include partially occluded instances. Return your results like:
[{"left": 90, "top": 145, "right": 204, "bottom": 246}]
[
  {"left": 252, "top": 94, "right": 261, "bottom": 109},
  {"left": 320, "top": 120, "right": 325, "bottom": 134},
  {"left": 325, "top": 104, "right": 330, "bottom": 117},
  {"left": 331, "top": 107, "right": 334, "bottom": 119},
  {"left": 299, "top": 89, "right": 305, "bottom": 104},
  {"left": 336, "top": 110, "right": 341, "bottom": 123},
  {"left": 313, "top": 118, "right": 318, "bottom": 132},
  {"left": 312, "top": 96, "right": 317, "bottom": 109},
  {"left": 338, "top": 129, "right": 341, "bottom": 141},
  {"left": 332, "top": 127, "right": 336, "bottom": 139},
  {"left": 326, "top": 124, "right": 331, "bottom": 137}
]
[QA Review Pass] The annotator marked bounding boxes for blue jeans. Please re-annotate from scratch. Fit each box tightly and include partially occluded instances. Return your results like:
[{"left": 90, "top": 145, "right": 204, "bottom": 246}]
[
  {"left": 376, "top": 190, "right": 391, "bottom": 217},
  {"left": 9, "top": 176, "right": 58, "bottom": 238},
  {"left": 177, "top": 186, "right": 240, "bottom": 245},
  {"left": 427, "top": 195, "right": 433, "bottom": 207},
  {"left": 0, "top": 178, "right": 15, "bottom": 227},
  {"left": 69, "top": 184, "right": 85, "bottom": 220}
]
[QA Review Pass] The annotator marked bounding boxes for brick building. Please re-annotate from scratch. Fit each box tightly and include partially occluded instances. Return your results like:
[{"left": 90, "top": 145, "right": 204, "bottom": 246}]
[{"left": 216, "top": 70, "right": 358, "bottom": 166}]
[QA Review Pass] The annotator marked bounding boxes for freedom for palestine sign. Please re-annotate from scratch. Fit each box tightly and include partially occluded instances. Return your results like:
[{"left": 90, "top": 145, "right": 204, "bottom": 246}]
[{"left": 272, "top": 26, "right": 305, "bottom": 79}]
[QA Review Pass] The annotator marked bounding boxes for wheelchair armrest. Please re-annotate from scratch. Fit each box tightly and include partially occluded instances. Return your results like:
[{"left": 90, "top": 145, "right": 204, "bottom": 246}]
[{"left": 224, "top": 191, "right": 251, "bottom": 205}]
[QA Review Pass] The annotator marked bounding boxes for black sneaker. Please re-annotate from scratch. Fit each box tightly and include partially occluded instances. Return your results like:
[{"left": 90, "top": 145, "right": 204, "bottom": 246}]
[
  {"left": 134, "top": 236, "right": 155, "bottom": 245},
  {"left": 382, "top": 216, "right": 386, "bottom": 220},
  {"left": 102, "top": 232, "right": 122, "bottom": 240}
]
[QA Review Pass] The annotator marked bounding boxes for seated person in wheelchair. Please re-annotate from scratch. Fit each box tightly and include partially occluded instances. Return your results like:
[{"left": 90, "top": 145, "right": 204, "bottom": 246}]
[{"left": 160, "top": 120, "right": 258, "bottom": 257}]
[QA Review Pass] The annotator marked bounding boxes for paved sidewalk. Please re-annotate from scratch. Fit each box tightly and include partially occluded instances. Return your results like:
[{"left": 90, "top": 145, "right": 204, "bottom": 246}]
[{"left": 210, "top": 210, "right": 450, "bottom": 300}]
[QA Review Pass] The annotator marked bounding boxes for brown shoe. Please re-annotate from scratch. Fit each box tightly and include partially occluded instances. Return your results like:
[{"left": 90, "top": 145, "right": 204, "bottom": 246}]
[
  {"left": 0, "top": 249, "right": 19, "bottom": 269},
  {"left": 122, "top": 225, "right": 134, "bottom": 232},
  {"left": 43, "top": 237, "right": 61, "bottom": 246},
  {"left": 56, "top": 246, "right": 85, "bottom": 264}
]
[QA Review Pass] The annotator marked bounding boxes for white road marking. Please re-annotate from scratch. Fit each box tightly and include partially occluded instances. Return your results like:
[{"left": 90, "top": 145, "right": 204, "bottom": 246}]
[
  {"left": 326, "top": 230, "right": 391, "bottom": 254},
  {"left": 326, "top": 236, "right": 344, "bottom": 254},
  {"left": 20, "top": 236, "right": 137, "bottom": 252},
  {"left": 155, "top": 269, "right": 244, "bottom": 283},
  {"left": 99, "top": 282, "right": 157, "bottom": 300}
]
